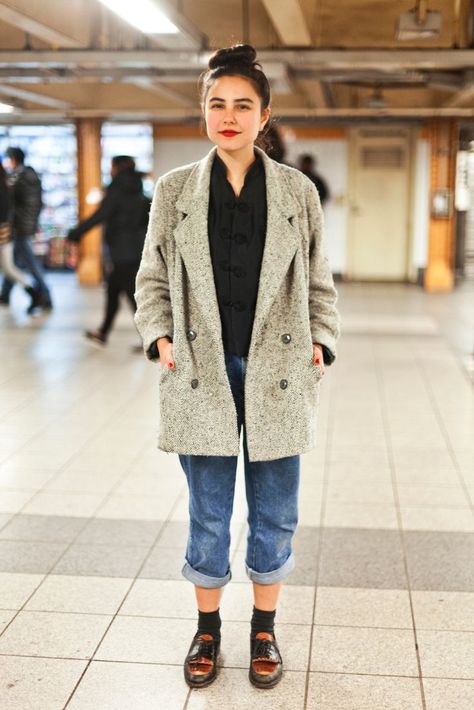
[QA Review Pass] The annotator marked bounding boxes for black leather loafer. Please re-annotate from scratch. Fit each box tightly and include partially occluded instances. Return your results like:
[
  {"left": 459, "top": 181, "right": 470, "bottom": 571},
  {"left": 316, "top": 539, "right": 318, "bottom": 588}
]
[
  {"left": 249, "top": 631, "right": 283, "bottom": 689},
  {"left": 184, "top": 632, "right": 220, "bottom": 688}
]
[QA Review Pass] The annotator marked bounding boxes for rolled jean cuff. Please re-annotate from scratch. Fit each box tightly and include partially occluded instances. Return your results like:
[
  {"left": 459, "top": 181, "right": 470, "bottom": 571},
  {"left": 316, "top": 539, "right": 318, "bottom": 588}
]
[
  {"left": 245, "top": 552, "right": 295, "bottom": 585},
  {"left": 181, "top": 561, "right": 232, "bottom": 589}
]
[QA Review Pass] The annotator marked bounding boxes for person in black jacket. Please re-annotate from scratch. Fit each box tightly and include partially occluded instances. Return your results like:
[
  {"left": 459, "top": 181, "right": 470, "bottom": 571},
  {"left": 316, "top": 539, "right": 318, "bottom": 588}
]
[
  {"left": 0, "top": 161, "right": 43, "bottom": 313},
  {"left": 67, "top": 155, "right": 149, "bottom": 346},
  {"left": 297, "top": 153, "right": 330, "bottom": 206},
  {"left": 0, "top": 147, "right": 52, "bottom": 310}
]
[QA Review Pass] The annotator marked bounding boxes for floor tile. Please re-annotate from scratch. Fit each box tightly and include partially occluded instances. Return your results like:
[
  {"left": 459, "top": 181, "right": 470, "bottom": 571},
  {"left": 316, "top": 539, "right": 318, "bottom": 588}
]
[
  {"left": 417, "top": 629, "right": 474, "bottom": 679},
  {"left": 21, "top": 491, "right": 106, "bottom": 518},
  {"left": 314, "top": 587, "right": 412, "bottom": 628},
  {"left": 67, "top": 662, "right": 187, "bottom": 710},
  {"left": 95, "top": 616, "right": 196, "bottom": 663},
  {"left": 52, "top": 543, "right": 150, "bottom": 578},
  {"left": 318, "top": 528, "right": 406, "bottom": 589},
  {"left": 185, "top": 667, "right": 306, "bottom": 709},
  {"left": 0, "top": 609, "right": 17, "bottom": 633},
  {"left": 412, "top": 591, "right": 474, "bottom": 631},
  {"left": 307, "top": 672, "right": 423, "bottom": 710},
  {"left": 0, "top": 572, "right": 44, "bottom": 609},
  {"left": 119, "top": 579, "right": 196, "bottom": 619},
  {"left": 0, "top": 610, "right": 112, "bottom": 659},
  {"left": 0, "top": 540, "right": 67, "bottom": 574},
  {"left": 139, "top": 546, "right": 184, "bottom": 580},
  {"left": 0, "top": 656, "right": 87, "bottom": 710},
  {"left": 25, "top": 575, "right": 132, "bottom": 614},
  {"left": 423, "top": 678, "right": 474, "bottom": 710},
  {"left": 75, "top": 517, "right": 163, "bottom": 547},
  {"left": 311, "top": 625, "right": 418, "bottom": 676},
  {"left": 404, "top": 531, "right": 474, "bottom": 591},
  {"left": 0, "top": 514, "right": 87, "bottom": 543},
  {"left": 400, "top": 506, "right": 474, "bottom": 532}
]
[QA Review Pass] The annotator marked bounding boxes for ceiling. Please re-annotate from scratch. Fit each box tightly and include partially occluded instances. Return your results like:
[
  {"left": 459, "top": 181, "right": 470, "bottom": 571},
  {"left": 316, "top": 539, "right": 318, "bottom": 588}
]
[{"left": 0, "top": 0, "right": 473, "bottom": 123}]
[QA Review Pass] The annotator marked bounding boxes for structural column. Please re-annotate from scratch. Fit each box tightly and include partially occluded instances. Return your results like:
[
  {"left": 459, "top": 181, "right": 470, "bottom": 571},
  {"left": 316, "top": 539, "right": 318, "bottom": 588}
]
[
  {"left": 424, "top": 119, "right": 459, "bottom": 292},
  {"left": 75, "top": 118, "right": 103, "bottom": 285}
]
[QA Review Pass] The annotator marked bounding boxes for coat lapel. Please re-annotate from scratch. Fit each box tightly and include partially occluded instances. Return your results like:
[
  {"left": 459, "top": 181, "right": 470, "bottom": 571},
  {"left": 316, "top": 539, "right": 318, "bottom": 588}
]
[
  {"left": 173, "top": 148, "right": 222, "bottom": 342},
  {"left": 172, "top": 144, "right": 301, "bottom": 349}
]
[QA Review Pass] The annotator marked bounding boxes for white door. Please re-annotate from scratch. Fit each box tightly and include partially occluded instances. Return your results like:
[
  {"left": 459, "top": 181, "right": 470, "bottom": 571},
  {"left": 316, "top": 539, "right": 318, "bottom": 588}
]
[{"left": 348, "top": 127, "right": 411, "bottom": 280}]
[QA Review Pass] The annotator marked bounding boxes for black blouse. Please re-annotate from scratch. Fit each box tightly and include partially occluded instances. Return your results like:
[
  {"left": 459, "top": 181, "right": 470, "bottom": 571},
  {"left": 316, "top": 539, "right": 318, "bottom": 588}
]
[{"left": 208, "top": 151, "right": 267, "bottom": 357}]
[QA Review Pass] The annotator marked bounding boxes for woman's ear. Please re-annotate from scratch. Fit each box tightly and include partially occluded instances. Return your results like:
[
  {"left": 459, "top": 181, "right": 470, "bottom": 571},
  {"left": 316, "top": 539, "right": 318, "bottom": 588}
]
[{"left": 260, "top": 107, "right": 271, "bottom": 131}]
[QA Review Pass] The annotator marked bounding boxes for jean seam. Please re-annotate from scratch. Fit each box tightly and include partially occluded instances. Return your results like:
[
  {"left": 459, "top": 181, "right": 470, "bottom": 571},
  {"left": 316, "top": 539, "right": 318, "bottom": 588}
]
[{"left": 249, "top": 455, "right": 261, "bottom": 572}]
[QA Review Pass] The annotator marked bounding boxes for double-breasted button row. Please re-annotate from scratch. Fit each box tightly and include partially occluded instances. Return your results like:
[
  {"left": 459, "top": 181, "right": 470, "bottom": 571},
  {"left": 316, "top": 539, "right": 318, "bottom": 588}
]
[
  {"left": 220, "top": 229, "right": 248, "bottom": 246},
  {"left": 223, "top": 300, "right": 246, "bottom": 312}
]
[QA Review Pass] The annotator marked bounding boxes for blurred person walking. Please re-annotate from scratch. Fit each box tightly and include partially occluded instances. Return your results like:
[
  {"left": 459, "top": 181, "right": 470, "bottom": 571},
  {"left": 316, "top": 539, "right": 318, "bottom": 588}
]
[
  {"left": 0, "top": 147, "right": 52, "bottom": 312},
  {"left": 297, "top": 153, "right": 330, "bottom": 206},
  {"left": 0, "top": 162, "right": 43, "bottom": 313},
  {"left": 134, "top": 44, "right": 340, "bottom": 691},
  {"left": 67, "top": 155, "right": 149, "bottom": 346}
]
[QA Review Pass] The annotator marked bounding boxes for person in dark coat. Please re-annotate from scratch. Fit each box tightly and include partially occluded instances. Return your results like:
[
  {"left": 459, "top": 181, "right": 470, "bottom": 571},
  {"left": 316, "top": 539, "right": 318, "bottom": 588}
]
[
  {"left": 297, "top": 153, "right": 330, "bottom": 206},
  {"left": 0, "top": 147, "right": 52, "bottom": 311},
  {"left": 0, "top": 161, "right": 43, "bottom": 312},
  {"left": 67, "top": 155, "right": 150, "bottom": 346}
]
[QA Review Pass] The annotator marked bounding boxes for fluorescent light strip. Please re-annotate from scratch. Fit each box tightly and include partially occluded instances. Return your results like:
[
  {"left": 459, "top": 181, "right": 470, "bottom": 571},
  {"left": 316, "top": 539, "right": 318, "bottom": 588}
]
[
  {"left": 98, "top": 0, "right": 179, "bottom": 34},
  {"left": 0, "top": 102, "right": 14, "bottom": 113}
]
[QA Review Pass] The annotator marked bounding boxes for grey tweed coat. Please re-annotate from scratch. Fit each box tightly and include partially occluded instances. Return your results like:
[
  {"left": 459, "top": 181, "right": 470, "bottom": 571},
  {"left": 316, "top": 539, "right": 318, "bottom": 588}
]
[{"left": 134, "top": 145, "right": 340, "bottom": 462}]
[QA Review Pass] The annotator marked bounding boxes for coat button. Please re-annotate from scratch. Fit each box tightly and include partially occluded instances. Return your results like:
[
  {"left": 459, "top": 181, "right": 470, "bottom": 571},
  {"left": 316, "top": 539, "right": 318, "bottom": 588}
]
[
  {"left": 186, "top": 329, "right": 197, "bottom": 341},
  {"left": 191, "top": 379, "right": 199, "bottom": 389},
  {"left": 281, "top": 333, "right": 292, "bottom": 344},
  {"left": 280, "top": 379, "right": 288, "bottom": 390}
]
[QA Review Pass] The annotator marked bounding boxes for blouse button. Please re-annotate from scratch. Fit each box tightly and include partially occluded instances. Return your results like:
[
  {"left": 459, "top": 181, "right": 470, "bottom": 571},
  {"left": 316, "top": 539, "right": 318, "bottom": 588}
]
[
  {"left": 233, "top": 266, "right": 245, "bottom": 278},
  {"left": 191, "top": 379, "right": 199, "bottom": 389},
  {"left": 225, "top": 201, "right": 236, "bottom": 210},
  {"left": 280, "top": 379, "right": 288, "bottom": 390},
  {"left": 233, "top": 300, "right": 246, "bottom": 312},
  {"left": 281, "top": 333, "right": 292, "bottom": 344},
  {"left": 237, "top": 201, "right": 250, "bottom": 213},
  {"left": 220, "top": 228, "right": 231, "bottom": 240},
  {"left": 233, "top": 232, "right": 247, "bottom": 245}
]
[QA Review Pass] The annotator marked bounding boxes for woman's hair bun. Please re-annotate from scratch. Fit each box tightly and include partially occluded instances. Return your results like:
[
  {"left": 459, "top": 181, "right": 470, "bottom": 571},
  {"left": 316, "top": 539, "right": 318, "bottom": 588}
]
[{"left": 208, "top": 44, "right": 257, "bottom": 71}]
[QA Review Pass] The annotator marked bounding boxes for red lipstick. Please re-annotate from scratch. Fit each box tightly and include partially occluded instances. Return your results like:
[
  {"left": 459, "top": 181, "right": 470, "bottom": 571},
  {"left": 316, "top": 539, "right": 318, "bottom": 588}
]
[{"left": 220, "top": 130, "right": 239, "bottom": 137}]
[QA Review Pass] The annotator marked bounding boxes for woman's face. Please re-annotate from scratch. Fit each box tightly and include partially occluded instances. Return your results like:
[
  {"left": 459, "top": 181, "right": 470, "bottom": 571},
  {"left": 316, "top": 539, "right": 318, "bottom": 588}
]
[{"left": 203, "top": 75, "right": 270, "bottom": 154}]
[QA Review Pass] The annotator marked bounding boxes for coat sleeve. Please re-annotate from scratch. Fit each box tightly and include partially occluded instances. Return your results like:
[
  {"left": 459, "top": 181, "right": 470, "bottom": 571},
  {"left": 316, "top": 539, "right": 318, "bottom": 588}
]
[
  {"left": 134, "top": 178, "right": 173, "bottom": 361},
  {"left": 305, "top": 179, "right": 341, "bottom": 365}
]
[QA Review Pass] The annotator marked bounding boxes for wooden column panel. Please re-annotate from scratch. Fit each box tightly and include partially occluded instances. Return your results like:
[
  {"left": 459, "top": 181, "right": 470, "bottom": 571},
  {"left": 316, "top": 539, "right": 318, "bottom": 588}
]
[
  {"left": 424, "top": 119, "right": 459, "bottom": 292},
  {"left": 76, "top": 118, "right": 102, "bottom": 285}
]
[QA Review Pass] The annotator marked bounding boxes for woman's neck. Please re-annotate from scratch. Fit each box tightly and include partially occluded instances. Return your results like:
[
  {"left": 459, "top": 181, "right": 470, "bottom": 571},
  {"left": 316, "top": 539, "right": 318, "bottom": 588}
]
[{"left": 216, "top": 145, "right": 256, "bottom": 184}]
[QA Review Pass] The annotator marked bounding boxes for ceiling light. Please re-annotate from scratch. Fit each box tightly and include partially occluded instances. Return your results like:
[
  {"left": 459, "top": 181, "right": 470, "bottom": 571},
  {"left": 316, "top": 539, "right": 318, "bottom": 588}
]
[
  {"left": 363, "top": 88, "right": 388, "bottom": 109},
  {"left": 98, "top": 0, "right": 179, "bottom": 34},
  {"left": 396, "top": 8, "right": 442, "bottom": 40},
  {"left": 0, "top": 102, "right": 15, "bottom": 113}
]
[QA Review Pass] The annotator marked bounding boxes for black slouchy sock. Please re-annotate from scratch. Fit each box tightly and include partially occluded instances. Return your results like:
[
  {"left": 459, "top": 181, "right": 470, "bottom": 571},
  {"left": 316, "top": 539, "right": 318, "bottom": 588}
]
[
  {"left": 251, "top": 606, "right": 276, "bottom": 639},
  {"left": 197, "top": 608, "right": 221, "bottom": 641}
]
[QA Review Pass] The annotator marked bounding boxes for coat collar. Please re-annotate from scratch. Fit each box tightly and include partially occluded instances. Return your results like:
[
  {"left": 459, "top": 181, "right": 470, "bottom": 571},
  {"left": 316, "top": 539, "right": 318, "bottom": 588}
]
[{"left": 173, "top": 145, "right": 301, "bottom": 359}]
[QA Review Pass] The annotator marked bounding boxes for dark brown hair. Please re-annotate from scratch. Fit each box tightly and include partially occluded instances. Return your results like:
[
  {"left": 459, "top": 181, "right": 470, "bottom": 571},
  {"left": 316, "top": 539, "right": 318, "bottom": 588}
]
[{"left": 199, "top": 44, "right": 274, "bottom": 151}]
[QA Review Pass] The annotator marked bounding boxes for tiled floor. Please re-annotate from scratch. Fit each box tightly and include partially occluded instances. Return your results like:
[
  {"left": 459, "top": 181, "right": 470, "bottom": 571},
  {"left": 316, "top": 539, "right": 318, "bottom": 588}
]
[{"left": 0, "top": 274, "right": 473, "bottom": 709}]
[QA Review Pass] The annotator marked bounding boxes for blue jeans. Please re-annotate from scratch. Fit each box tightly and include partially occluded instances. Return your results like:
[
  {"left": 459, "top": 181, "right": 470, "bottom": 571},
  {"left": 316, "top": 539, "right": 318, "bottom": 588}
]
[
  {"left": 179, "top": 350, "right": 300, "bottom": 589},
  {"left": 0, "top": 236, "right": 51, "bottom": 301}
]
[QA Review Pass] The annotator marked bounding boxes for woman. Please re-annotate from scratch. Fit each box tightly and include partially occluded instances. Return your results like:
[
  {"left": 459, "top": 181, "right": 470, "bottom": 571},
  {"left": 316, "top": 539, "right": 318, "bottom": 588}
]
[
  {"left": 67, "top": 155, "right": 149, "bottom": 346},
  {"left": 0, "top": 161, "right": 42, "bottom": 314},
  {"left": 134, "top": 44, "right": 340, "bottom": 690}
]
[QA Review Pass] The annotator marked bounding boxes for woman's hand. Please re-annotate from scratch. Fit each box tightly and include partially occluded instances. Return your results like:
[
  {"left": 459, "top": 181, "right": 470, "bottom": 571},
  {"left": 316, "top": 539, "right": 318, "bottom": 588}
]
[
  {"left": 157, "top": 337, "right": 175, "bottom": 369},
  {"left": 312, "top": 343, "right": 325, "bottom": 375}
]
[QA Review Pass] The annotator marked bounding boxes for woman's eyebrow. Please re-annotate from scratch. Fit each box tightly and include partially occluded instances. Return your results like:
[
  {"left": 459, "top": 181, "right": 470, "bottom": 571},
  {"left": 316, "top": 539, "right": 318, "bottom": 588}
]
[{"left": 208, "top": 97, "right": 254, "bottom": 103}]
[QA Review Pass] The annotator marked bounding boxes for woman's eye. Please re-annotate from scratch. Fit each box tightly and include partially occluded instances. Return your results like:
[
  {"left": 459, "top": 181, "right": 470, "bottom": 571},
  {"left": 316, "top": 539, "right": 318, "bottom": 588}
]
[{"left": 237, "top": 105, "right": 250, "bottom": 110}]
